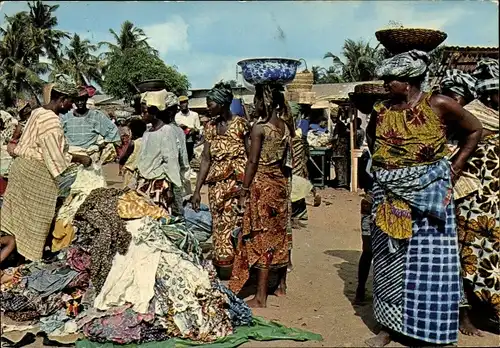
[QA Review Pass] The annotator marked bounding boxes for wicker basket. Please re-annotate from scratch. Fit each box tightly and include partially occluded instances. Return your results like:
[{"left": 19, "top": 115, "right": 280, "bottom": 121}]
[
  {"left": 286, "top": 59, "right": 313, "bottom": 93},
  {"left": 375, "top": 28, "right": 447, "bottom": 54},
  {"left": 354, "top": 83, "right": 388, "bottom": 95}
]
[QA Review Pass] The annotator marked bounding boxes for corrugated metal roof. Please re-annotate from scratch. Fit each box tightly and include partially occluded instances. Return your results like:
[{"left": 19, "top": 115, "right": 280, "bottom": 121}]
[{"left": 433, "top": 46, "right": 499, "bottom": 84}]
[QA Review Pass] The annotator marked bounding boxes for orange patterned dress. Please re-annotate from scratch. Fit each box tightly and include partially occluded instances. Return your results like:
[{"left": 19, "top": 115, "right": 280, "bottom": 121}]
[
  {"left": 230, "top": 122, "right": 291, "bottom": 293},
  {"left": 205, "top": 117, "right": 249, "bottom": 270}
]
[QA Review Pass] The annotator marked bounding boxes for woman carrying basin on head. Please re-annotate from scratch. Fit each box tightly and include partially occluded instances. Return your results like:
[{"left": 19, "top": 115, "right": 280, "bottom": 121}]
[{"left": 230, "top": 84, "right": 293, "bottom": 308}]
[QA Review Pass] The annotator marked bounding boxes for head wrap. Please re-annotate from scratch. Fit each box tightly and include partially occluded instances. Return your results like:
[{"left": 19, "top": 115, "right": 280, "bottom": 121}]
[
  {"left": 178, "top": 96, "right": 189, "bottom": 103},
  {"left": 472, "top": 58, "right": 499, "bottom": 96},
  {"left": 141, "top": 89, "right": 178, "bottom": 111},
  {"left": 77, "top": 85, "right": 97, "bottom": 98},
  {"left": 376, "top": 50, "right": 430, "bottom": 80},
  {"left": 206, "top": 82, "right": 233, "bottom": 106},
  {"left": 440, "top": 69, "right": 477, "bottom": 99}
]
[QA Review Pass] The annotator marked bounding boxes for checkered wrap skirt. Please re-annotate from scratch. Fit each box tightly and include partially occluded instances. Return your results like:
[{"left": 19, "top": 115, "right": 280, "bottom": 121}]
[
  {"left": 0, "top": 157, "right": 58, "bottom": 261},
  {"left": 371, "top": 169, "right": 460, "bottom": 344}
]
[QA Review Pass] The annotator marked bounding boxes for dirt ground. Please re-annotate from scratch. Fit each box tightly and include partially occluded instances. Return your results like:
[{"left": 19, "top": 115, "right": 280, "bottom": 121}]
[{"left": 3, "top": 164, "right": 498, "bottom": 347}]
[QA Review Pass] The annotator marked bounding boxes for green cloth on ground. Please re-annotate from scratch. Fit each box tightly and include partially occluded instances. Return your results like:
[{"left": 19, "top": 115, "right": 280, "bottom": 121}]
[{"left": 75, "top": 316, "right": 322, "bottom": 348}]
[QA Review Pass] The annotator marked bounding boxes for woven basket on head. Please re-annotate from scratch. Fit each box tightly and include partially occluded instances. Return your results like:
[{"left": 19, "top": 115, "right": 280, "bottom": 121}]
[
  {"left": 375, "top": 28, "right": 447, "bottom": 54},
  {"left": 353, "top": 83, "right": 387, "bottom": 95},
  {"left": 286, "top": 59, "right": 314, "bottom": 93}
]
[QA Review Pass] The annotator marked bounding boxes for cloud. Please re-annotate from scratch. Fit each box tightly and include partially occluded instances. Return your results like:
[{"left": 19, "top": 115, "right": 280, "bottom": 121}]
[{"left": 143, "top": 15, "right": 190, "bottom": 55}]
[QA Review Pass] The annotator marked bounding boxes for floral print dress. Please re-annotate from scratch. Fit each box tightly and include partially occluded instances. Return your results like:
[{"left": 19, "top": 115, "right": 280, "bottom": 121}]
[
  {"left": 204, "top": 117, "right": 249, "bottom": 271},
  {"left": 457, "top": 133, "right": 500, "bottom": 322},
  {"left": 372, "top": 93, "right": 449, "bottom": 170}
]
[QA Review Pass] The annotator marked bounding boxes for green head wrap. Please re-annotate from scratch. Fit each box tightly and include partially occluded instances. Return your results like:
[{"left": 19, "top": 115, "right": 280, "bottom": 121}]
[{"left": 207, "top": 82, "right": 233, "bottom": 106}]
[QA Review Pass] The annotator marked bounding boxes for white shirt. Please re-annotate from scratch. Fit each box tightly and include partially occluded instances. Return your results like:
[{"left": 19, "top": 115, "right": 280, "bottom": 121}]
[
  {"left": 175, "top": 110, "right": 201, "bottom": 132},
  {"left": 136, "top": 124, "right": 182, "bottom": 187}
]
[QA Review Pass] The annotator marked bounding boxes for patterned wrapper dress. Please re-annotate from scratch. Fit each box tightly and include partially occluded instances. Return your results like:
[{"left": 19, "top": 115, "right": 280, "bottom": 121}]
[
  {"left": 457, "top": 100, "right": 499, "bottom": 323},
  {"left": 204, "top": 117, "right": 249, "bottom": 271},
  {"left": 230, "top": 122, "right": 291, "bottom": 293},
  {"left": 370, "top": 94, "right": 461, "bottom": 345}
]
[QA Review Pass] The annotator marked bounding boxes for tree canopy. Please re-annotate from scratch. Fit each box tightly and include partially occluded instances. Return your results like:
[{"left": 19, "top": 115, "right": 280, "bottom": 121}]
[
  {"left": 102, "top": 47, "right": 189, "bottom": 101},
  {"left": 50, "top": 34, "right": 103, "bottom": 86},
  {"left": 0, "top": 0, "right": 67, "bottom": 107}
]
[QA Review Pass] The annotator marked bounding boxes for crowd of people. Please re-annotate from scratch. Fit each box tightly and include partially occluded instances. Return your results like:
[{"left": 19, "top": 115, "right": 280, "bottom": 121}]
[{"left": 0, "top": 50, "right": 498, "bottom": 347}]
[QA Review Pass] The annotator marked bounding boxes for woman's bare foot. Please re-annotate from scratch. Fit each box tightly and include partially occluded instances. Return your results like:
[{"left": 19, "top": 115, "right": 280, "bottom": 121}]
[
  {"left": 274, "top": 287, "right": 286, "bottom": 297},
  {"left": 459, "top": 308, "right": 483, "bottom": 336},
  {"left": 246, "top": 296, "right": 266, "bottom": 308},
  {"left": 365, "top": 330, "right": 391, "bottom": 347}
]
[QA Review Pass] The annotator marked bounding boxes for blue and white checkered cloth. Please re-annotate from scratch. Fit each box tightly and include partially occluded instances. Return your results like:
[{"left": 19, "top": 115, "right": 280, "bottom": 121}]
[{"left": 371, "top": 159, "right": 460, "bottom": 345}]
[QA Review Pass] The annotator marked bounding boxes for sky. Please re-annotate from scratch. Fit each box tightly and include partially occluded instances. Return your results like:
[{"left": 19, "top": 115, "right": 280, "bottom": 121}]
[{"left": 1, "top": 0, "right": 498, "bottom": 89}]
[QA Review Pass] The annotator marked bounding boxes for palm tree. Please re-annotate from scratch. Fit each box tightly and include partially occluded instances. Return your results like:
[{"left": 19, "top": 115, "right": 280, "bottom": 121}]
[
  {"left": 0, "top": 12, "right": 49, "bottom": 106},
  {"left": 99, "top": 20, "right": 158, "bottom": 58},
  {"left": 324, "top": 39, "right": 383, "bottom": 82},
  {"left": 27, "top": 0, "right": 69, "bottom": 62},
  {"left": 50, "top": 34, "right": 103, "bottom": 86},
  {"left": 312, "top": 66, "right": 343, "bottom": 84}
]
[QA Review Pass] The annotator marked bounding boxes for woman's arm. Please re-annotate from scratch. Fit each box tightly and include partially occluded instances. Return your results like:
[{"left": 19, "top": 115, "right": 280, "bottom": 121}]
[
  {"left": 431, "top": 94, "right": 482, "bottom": 175},
  {"left": 193, "top": 141, "right": 211, "bottom": 195},
  {"left": 241, "top": 124, "right": 264, "bottom": 190}
]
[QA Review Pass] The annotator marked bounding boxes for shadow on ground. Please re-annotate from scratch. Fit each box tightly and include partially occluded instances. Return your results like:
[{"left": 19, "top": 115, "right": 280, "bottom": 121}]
[{"left": 324, "top": 249, "right": 377, "bottom": 334}]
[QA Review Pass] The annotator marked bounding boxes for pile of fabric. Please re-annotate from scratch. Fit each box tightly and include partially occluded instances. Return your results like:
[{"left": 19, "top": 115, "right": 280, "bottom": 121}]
[{"left": 1, "top": 187, "right": 251, "bottom": 345}]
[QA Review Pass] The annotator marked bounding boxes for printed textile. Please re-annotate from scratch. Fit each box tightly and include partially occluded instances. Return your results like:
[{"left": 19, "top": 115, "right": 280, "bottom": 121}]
[
  {"left": 371, "top": 164, "right": 460, "bottom": 345},
  {"left": 0, "top": 157, "right": 58, "bottom": 261},
  {"left": 372, "top": 93, "right": 449, "bottom": 170},
  {"left": 373, "top": 159, "right": 453, "bottom": 240},
  {"left": 205, "top": 116, "right": 248, "bottom": 269},
  {"left": 73, "top": 188, "right": 132, "bottom": 293},
  {"left": 457, "top": 134, "right": 500, "bottom": 321}
]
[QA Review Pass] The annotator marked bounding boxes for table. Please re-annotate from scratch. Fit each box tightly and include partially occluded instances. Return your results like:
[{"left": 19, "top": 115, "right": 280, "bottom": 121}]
[{"left": 308, "top": 147, "right": 332, "bottom": 189}]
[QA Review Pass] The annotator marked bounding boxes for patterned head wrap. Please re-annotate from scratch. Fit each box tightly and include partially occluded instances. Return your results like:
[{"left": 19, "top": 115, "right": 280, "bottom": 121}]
[
  {"left": 141, "top": 89, "right": 178, "bottom": 111},
  {"left": 440, "top": 69, "right": 477, "bottom": 99},
  {"left": 206, "top": 82, "right": 233, "bottom": 106},
  {"left": 376, "top": 50, "right": 430, "bottom": 80},
  {"left": 77, "top": 85, "right": 97, "bottom": 98},
  {"left": 472, "top": 58, "right": 499, "bottom": 96}
]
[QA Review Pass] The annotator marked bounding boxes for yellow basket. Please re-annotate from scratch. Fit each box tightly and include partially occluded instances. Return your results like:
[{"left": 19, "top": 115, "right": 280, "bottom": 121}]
[{"left": 287, "top": 59, "right": 313, "bottom": 93}]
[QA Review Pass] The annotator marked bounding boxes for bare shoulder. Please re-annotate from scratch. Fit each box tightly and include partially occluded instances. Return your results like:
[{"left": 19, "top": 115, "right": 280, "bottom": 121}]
[{"left": 428, "top": 93, "right": 456, "bottom": 109}]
